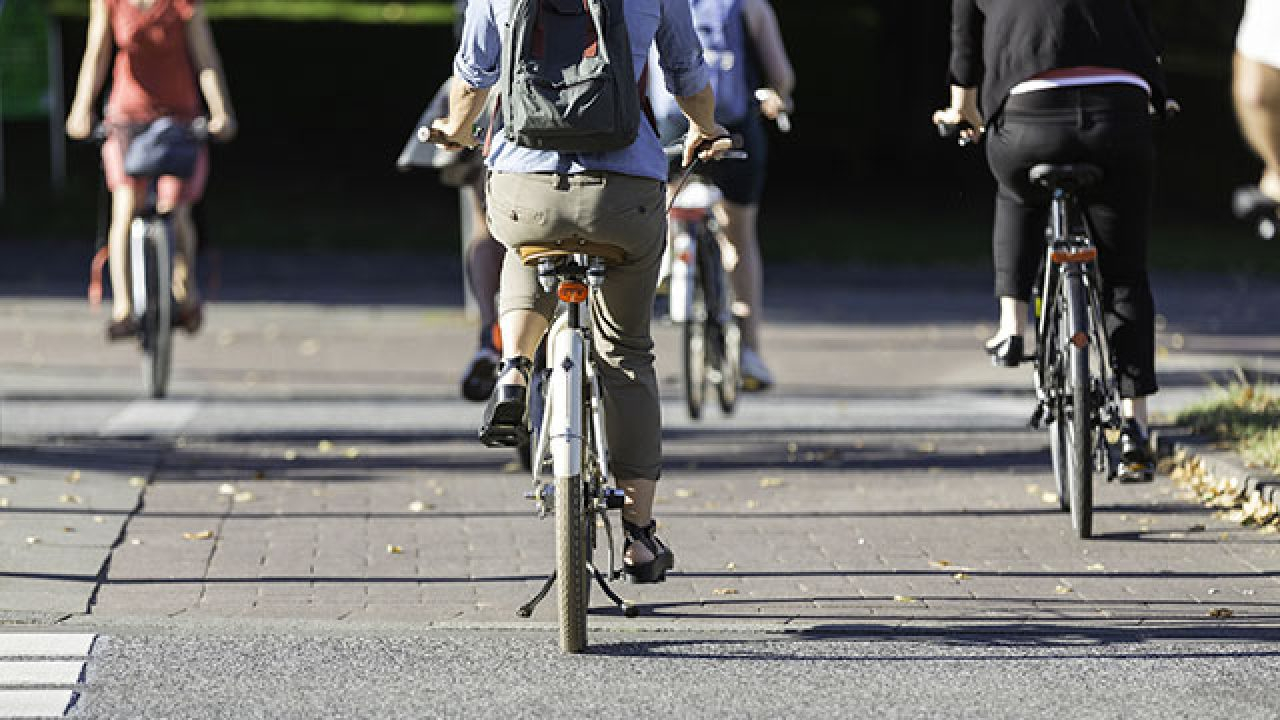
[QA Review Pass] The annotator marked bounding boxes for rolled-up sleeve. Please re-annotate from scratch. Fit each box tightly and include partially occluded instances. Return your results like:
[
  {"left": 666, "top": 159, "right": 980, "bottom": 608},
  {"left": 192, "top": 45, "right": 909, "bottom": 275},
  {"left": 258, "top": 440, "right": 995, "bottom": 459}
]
[
  {"left": 655, "top": 0, "right": 710, "bottom": 98},
  {"left": 948, "top": 0, "right": 983, "bottom": 87},
  {"left": 453, "top": 0, "right": 502, "bottom": 89}
]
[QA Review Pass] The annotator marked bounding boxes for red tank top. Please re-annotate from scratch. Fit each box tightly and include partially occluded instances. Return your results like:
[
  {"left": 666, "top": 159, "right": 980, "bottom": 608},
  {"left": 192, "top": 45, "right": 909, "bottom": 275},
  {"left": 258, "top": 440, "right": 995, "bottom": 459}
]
[{"left": 105, "top": 0, "right": 201, "bottom": 123}]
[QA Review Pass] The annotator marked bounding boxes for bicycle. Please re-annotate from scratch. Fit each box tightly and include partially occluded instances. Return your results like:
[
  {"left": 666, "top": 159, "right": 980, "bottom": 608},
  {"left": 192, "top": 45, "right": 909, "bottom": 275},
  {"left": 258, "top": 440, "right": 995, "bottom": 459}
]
[
  {"left": 509, "top": 241, "right": 638, "bottom": 654},
  {"left": 89, "top": 119, "right": 207, "bottom": 398},
  {"left": 663, "top": 143, "right": 748, "bottom": 420},
  {"left": 939, "top": 122, "right": 1149, "bottom": 539}
]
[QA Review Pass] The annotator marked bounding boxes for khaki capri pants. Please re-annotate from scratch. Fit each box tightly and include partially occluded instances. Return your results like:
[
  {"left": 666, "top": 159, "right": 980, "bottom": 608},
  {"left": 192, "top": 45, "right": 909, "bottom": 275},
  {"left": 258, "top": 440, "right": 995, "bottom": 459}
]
[{"left": 487, "top": 170, "right": 667, "bottom": 482}]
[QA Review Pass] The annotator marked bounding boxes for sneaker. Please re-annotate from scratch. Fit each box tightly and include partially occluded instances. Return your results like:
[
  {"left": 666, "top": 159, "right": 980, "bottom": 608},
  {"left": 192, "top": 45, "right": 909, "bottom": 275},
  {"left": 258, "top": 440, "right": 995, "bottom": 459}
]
[
  {"left": 1117, "top": 418, "right": 1155, "bottom": 483},
  {"left": 740, "top": 347, "right": 774, "bottom": 392},
  {"left": 461, "top": 346, "right": 500, "bottom": 403}
]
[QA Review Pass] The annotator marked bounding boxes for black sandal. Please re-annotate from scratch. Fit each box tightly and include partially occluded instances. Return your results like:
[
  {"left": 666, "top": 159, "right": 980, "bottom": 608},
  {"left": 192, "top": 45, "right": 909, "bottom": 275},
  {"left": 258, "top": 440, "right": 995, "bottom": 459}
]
[
  {"left": 985, "top": 334, "right": 1025, "bottom": 368},
  {"left": 1117, "top": 418, "right": 1155, "bottom": 483},
  {"left": 478, "top": 356, "right": 533, "bottom": 448},
  {"left": 622, "top": 519, "right": 675, "bottom": 584}
]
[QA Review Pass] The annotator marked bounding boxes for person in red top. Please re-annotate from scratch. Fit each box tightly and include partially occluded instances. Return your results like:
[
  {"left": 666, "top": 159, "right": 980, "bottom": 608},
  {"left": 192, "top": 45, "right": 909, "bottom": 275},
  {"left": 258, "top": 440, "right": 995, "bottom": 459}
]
[{"left": 66, "top": 0, "right": 236, "bottom": 338}]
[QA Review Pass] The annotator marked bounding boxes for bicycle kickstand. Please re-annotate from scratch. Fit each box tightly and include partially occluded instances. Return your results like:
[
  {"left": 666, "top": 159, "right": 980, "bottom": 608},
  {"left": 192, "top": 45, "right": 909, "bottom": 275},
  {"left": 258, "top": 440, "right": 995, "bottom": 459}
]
[
  {"left": 517, "top": 572, "right": 556, "bottom": 618},
  {"left": 590, "top": 563, "right": 639, "bottom": 618}
]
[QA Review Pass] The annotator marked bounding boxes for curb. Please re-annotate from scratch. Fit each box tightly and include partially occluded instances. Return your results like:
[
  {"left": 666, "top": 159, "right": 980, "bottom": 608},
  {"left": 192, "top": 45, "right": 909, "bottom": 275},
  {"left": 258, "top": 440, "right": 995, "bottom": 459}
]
[{"left": 1155, "top": 425, "right": 1280, "bottom": 507}]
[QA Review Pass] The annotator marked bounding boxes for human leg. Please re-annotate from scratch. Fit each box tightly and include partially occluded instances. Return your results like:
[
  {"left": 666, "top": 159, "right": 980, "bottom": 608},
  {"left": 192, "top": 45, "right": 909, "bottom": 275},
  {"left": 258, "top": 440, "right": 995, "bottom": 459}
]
[
  {"left": 106, "top": 185, "right": 139, "bottom": 334},
  {"left": 1233, "top": 53, "right": 1280, "bottom": 201},
  {"left": 461, "top": 177, "right": 506, "bottom": 401}
]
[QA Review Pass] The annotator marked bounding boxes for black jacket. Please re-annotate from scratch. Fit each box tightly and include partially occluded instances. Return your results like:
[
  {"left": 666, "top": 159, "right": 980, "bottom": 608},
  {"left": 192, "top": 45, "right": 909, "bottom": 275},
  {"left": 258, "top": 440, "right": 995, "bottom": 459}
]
[{"left": 949, "top": 0, "right": 1168, "bottom": 121}]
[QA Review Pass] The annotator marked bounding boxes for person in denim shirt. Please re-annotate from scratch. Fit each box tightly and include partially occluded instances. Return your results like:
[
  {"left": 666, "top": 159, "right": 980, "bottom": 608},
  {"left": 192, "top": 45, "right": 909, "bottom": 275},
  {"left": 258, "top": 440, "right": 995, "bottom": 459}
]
[{"left": 431, "top": 0, "right": 730, "bottom": 582}]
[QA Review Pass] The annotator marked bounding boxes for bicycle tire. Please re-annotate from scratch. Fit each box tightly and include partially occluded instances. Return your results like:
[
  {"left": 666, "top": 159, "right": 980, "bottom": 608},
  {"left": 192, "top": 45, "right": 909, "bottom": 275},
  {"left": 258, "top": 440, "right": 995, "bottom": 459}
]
[
  {"left": 716, "top": 318, "right": 740, "bottom": 415},
  {"left": 555, "top": 470, "right": 589, "bottom": 653},
  {"left": 1063, "top": 277, "right": 1093, "bottom": 539},
  {"left": 1046, "top": 301, "right": 1070, "bottom": 513},
  {"left": 683, "top": 270, "right": 707, "bottom": 421},
  {"left": 140, "top": 220, "right": 173, "bottom": 399}
]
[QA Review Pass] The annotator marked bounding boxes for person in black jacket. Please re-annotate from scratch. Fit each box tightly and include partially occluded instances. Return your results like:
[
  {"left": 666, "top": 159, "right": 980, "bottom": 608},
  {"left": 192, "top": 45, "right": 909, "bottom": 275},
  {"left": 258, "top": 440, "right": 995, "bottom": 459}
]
[{"left": 933, "top": 0, "right": 1167, "bottom": 478}]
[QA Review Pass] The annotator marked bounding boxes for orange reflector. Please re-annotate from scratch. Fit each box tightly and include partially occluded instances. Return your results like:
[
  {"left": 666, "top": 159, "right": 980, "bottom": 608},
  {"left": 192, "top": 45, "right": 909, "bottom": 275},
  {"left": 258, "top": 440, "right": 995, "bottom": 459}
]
[
  {"left": 1051, "top": 247, "right": 1098, "bottom": 264},
  {"left": 1071, "top": 331, "right": 1090, "bottom": 348},
  {"left": 558, "top": 281, "right": 589, "bottom": 304},
  {"left": 677, "top": 250, "right": 693, "bottom": 265}
]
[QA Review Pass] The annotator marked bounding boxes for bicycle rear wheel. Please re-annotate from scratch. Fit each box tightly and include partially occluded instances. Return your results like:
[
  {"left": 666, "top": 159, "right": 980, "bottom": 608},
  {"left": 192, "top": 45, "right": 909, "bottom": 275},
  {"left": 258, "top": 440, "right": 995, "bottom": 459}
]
[
  {"left": 682, "top": 270, "right": 708, "bottom": 420},
  {"left": 1063, "top": 277, "right": 1093, "bottom": 538}
]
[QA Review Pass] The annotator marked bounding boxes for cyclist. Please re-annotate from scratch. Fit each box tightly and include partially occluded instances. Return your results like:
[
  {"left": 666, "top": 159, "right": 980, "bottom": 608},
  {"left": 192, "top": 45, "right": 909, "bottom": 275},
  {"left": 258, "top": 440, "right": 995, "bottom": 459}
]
[
  {"left": 432, "top": 0, "right": 730, "bottom": 582},
  {"left": 650, "top": 0, "right": 795, "bottom": 391},
  {"left": 65, "top": 0, "right": 236, "bottom": 340},
  {"left": 933, "top": 0, "right": 1167, "bottom": 477},
  {"left": 1233, "top": 0, "right": 1280, "bottom": 216}
]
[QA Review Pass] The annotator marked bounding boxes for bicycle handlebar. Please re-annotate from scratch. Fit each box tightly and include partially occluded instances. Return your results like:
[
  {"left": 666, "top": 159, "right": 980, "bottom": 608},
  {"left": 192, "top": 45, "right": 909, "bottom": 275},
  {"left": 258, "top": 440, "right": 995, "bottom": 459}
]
[{"left": 936, "top": 120, "right": 977, "bottom": 147}]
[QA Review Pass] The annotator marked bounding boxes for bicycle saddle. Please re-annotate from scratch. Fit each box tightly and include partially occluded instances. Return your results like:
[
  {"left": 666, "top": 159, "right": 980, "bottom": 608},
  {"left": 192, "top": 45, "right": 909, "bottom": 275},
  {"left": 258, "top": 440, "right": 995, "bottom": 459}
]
[
  {"left": 1030, "top": 163, "right": 1103, "bottom": 190},
  {"left": 517, "top": 241, "right": 627, "bottom": 267}
]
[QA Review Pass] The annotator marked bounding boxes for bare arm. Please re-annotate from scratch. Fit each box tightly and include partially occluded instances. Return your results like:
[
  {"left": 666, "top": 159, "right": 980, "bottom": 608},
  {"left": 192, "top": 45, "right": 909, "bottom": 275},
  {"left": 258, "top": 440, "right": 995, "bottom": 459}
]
[
  {"left": 430, "top": 76, "right": 492, "bottom": 149},
  {"left": 66, "top": 0, "right": 112, "bottom": 139},
  {"left": 675, "top": 82, "right": 731, "bottom": 166},
  {"left": 742, "top": 0, "right": 794, "bottom": 101},
  {"left": 186, "top": 5, "right": 237, "bottom": 140}
]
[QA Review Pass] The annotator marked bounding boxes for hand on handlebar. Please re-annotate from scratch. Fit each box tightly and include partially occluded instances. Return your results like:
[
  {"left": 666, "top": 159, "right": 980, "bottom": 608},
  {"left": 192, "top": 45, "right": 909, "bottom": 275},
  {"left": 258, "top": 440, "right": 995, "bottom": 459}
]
[
  {"left": 424, "top": 117, "right": 480, "bottom": 151},
  {"left": 683, "top": 124, "right": 734, "bottom": 168},
  {"left": 207, "top": 112, "right": 238, "bottom": 142},
  {"left": 65, "top": 107, "right": 94, "bottom": 141},
  {"left": 932, "top": 105, "right": 984, "bottom": 145},
  {"left": 754, "top": 88, "right": 793, "bottom": 127}
]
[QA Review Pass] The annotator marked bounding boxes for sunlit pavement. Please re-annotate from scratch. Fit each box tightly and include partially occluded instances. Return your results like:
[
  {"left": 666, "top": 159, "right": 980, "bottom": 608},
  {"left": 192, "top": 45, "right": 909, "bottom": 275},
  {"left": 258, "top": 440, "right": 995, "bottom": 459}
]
[{"left": 3, "top": 258, "right": 1280, "bottom": 717}]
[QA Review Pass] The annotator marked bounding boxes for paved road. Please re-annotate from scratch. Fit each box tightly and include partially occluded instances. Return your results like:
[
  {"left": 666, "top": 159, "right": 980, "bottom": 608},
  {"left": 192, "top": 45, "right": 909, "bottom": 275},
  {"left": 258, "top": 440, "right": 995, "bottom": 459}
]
[{"left": 2, "top": 251, "right": 1279, "bottom": 717}]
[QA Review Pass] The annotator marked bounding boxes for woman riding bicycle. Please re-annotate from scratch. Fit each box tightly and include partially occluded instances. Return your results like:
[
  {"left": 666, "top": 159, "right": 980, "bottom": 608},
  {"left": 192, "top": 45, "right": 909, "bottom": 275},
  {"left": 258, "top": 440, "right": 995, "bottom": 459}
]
[
  {"left": 933, "top": 0, "right": 1167, "bottom": 475},
  {"left": 650, "top": 0, "right": 795, "bottom": 391},
  {"left": 1233, "top": 0, "right": 1280, "bottom": 222},
  {"left": 65, "top": 0, "right": 236, "bottom": 339},
  {"left": 432, "top": 0, "right": 731, "bottom": 582}
]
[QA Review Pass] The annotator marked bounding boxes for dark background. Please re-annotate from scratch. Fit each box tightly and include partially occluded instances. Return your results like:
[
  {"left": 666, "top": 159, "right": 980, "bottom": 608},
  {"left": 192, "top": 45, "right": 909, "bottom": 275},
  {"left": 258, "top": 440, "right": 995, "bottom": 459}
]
[{"left": 1, "top": 0, "right": 1268, "bottom": 271}]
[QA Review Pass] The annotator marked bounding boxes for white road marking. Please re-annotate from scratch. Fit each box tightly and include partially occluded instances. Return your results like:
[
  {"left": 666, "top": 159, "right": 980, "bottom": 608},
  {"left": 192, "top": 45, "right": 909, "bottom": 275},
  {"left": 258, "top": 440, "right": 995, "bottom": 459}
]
[
  {"left": 99, "top": 400, "right": 199, "bottom": 437},
  {"left": 0, "top": 690, "right": 77, "bottom": 718},
  {"left": 0, "top": 634, "right": 94, "bottom": 658},
  {"left": 0, "top": 662, "right": 84, "bottom": 685}
]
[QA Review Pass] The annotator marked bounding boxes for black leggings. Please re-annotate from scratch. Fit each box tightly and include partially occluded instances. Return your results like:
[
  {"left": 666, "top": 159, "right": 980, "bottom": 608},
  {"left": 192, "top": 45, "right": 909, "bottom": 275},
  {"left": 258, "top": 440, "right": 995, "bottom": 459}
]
[{"left": 986, "top": 84, "right": 1158, "bottom": 398}]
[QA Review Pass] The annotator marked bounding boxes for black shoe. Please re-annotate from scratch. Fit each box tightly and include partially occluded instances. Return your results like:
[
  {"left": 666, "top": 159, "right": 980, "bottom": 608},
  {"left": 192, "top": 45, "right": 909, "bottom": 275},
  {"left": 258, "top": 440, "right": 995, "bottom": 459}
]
[
  {"left": 478, "top": 357, "right": 532, "bottom": 448},
  {"left": 985, "top": 335, "right": 1025, "bottom": 368},
  {"left": 622, "top": 519, "right": 675, "bottom": 584},
  {"left": 106, "top": 316, "right": 138, "bottom": 342},
  {"left": 1117, "top": 419, "right": 1155, "bottom": 483},
  {"left": 461, "top": 346, "right": 500, "bottom": 403}
]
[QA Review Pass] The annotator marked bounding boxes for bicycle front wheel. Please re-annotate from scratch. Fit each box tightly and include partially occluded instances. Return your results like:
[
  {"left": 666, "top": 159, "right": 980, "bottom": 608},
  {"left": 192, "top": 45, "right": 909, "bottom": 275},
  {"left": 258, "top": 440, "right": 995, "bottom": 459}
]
[
  {"left": 138, "top": 220, "right": 173, "bottom": 399},
  {"left": 555, "top": 470, "right": 589, "bottom": 653},
  {"left": 1063, "top": 277, "right": 1093, "bottom": 538},
  {"left": 683, "top": 270, "right": 708, "bottom": 420}
]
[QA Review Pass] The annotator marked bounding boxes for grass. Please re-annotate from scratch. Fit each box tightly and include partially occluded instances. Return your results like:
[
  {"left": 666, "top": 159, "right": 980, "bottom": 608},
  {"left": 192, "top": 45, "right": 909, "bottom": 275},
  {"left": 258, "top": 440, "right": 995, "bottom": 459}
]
[{"left": 1177, "top": 382, "right": 1280, "bottom": 474}]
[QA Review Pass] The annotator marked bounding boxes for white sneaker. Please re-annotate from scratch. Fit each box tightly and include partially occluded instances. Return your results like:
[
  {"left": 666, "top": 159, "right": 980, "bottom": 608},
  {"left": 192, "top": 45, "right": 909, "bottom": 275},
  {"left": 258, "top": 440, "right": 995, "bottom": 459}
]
[{"left": 740, "top": 347, "right": 774, "bottom": 392}]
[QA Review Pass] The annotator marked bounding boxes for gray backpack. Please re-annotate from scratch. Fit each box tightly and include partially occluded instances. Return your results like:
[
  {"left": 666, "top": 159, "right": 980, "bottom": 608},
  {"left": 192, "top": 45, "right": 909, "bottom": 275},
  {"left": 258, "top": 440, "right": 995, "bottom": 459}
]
[{"left": 499, "top": 0, "right": 643, "bottom": 153}]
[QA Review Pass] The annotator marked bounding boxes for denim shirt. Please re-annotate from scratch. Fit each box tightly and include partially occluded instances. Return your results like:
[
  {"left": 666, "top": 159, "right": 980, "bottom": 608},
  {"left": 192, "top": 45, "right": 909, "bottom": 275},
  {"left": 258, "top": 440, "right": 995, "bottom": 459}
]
[{"left": 454, "top": 0, "right": 711, "bottom": 182}]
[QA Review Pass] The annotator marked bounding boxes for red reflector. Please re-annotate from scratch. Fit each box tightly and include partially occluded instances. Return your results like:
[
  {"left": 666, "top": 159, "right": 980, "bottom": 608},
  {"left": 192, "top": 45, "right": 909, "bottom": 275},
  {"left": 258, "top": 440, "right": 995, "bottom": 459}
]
[
  {"left": 558, "top": 281, "right": 589, "bottom": 304},
  {"left": 1051, "top": 247, "right": 1098, "bottom": 264},
  {"left": 670, "top": 208, "right": 708, "bottom": 223},
  {"left": 1071, "top": 331, "right": 1089, "bottom": 348}
]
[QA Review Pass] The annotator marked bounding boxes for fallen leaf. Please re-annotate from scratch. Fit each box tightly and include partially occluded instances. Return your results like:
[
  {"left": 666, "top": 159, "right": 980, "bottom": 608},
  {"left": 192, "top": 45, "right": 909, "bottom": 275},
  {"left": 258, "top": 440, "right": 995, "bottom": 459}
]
[
  {"left": 0, "top": 475, "right": 14, "bottom": 485},
  {"left": 725, "top": 562, "right": 737, "bottom": 571},
  {"left": 408, "top": 501, "right": 433, "bottom": 513},
  {"left": 93, "top": 516, "right": 105, "bottom": 524},
  {"left": 58, "top": 494, "right": 82, "bottom": 504},
  {"left": 66, "top": 470, "right": 82, "bottom": 483},
  {"left": 893, "top": 595, "right": 918, "bottom": 604},
  {"left": 1087, "top": 563, "right": 1106, "bottom": 571},
  {"left": 130, "top": 538, "right": 143, "bottom": 545},
  {"left": 344, "top": 447, "right": 361, "bottom": 459},
  {"left": 1208, "top": 607, "right": 1234, "bottom": 619},
  {"left": 1025, "top": 484, "right": 1041, "bottom": 495},
  {"left": 1219, "top": 532, "right": 1231, "bottom": 541},
  {"left": 62, "top": 527, "right": 76, "bottom": 534},
  {"left": 434, "top": 487, "right": 446, "bottom": 496},
  {"left": 218, "top": 483, "right": 237, "bottom": 496},
  {"left": 298, "top": 339, "right": 320, "bottom": 356},
  {"left": 0, "top": 498, "right": 8, "bottom": 508},
  {"left": 674, "top": 488, "right": 696, "bottom": 498},
  {"left": 712, "top": 587, "right": 739, "bottom": 595},
  {"left": 759, "top": 477, "right": 785, "bottom": 488},
  {"left": 233, "top": 491, "right": 255, "bottom": 503},
  {"left": 253, "top": 470, "right": 266, "bottom": 480},
  {"left": 1208, "top": 588, "right": 1219, "bottom": 595},
  {"left": 917, "top": 441, "right": 937, "bottom": 454},
  {"left": 952, "top": 573, "right": 970, "bottom": 581},
  {"left": 25, "top": 536, "right": 39, "bottom": 544},
  {"left": 183, "top": 530, "right": 214, "bottom": 541},
  {"left": 1055, "top": 585, "right": 1074, "bottom": 594},
  {"left": 1041, "top": 492, "right": 1060, "bottom": 505},
  {"left": 745, "top": 499, "right": 759, "bottom": 509},
  {"left": 1188, "top": 524, "right": 1206, "bottom": 533},
  {"left": 283, "top": 450, "right": 299, "bottom": 461},
  {"left": 386, "top": 544, "right": 404, "bottom": 554},
  {"left": 128, "top": 476, "right": 148, "bottom": 487},
  {"left": 930, "top": 560, "right": 953, "bottom": 568},
  {"left": 786, "top": 442, "right": 799, "bottom": 454},
  {"left": 317, "top": 440, "right": 334, "bottom": 453}
]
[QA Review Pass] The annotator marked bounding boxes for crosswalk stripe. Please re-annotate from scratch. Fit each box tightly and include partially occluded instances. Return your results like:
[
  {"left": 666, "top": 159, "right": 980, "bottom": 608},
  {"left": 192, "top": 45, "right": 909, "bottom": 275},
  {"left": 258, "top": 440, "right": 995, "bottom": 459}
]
[
  {"left": 0, "top": 635, "right": 95, "bottom": 659},
  {"left": 0, "top": 662, "right": 85, "bottom": 686},
  {"left": 0, "top": 690, "right": 77, "bottom": 718}
]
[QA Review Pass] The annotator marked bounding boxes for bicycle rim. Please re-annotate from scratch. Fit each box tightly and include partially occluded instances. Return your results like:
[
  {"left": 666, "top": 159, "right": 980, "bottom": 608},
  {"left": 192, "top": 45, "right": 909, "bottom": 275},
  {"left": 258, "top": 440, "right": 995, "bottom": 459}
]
[
  {"left": 717, "top": 318, "right": 740, "bottom": 414},
  {"left": 1064, "top": 279, "right": 1093, "bottom": 539},
  {"left": 1046, "top": 308, "right": 1070, "bottom": 513},
  {"left": 555, "top": 471, "right": 589, "bottom": 653}
]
